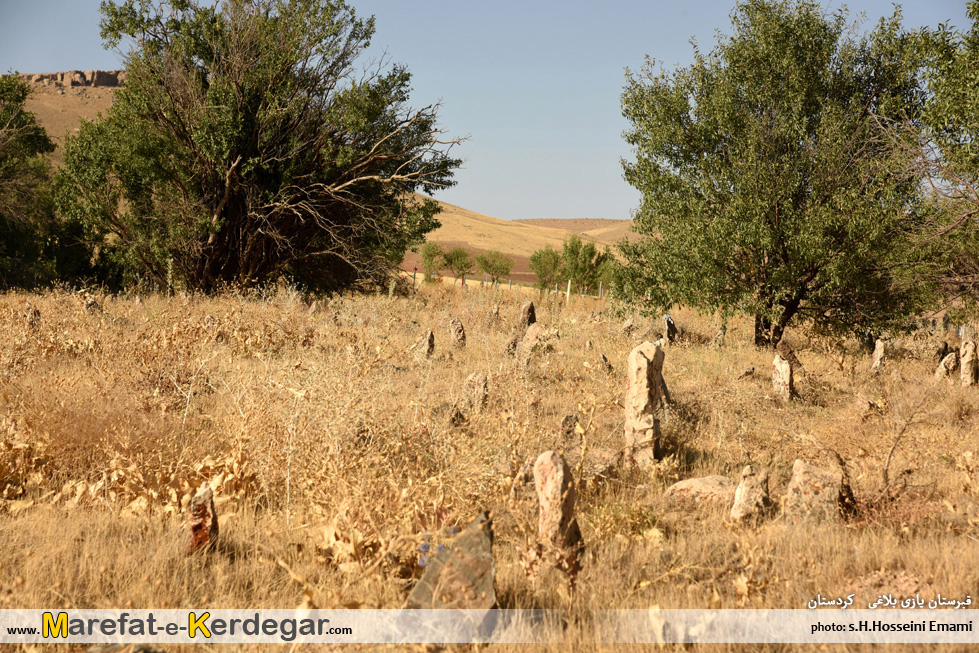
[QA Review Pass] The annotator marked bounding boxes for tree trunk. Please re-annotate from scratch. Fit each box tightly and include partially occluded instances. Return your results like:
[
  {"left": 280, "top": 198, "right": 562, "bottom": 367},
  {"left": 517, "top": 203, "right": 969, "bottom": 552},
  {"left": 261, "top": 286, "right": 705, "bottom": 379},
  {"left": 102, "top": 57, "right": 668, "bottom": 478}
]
[
  {"left": 754, "top": 314, "right": 773, "bottom": 347},
  {"left": 771, "top": 297, "right": 802, "bottom": 348}
]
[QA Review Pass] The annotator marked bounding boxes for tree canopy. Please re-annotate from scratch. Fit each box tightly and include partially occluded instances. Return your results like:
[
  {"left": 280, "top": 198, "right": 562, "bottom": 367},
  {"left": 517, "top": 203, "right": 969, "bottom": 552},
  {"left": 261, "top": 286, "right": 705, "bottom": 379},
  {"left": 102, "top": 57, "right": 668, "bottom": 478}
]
[
  {"left": 909, "top": 1, "right": 979, "bottom": 304},
  {"left": 620, "top": 0, "right": 930, "bottom": 345},
  {"left": 475, "top": 249, "right": 514, "bottom": 284},
  {"left": 57, "top": 0, "right": 461, "bottom": 292}
]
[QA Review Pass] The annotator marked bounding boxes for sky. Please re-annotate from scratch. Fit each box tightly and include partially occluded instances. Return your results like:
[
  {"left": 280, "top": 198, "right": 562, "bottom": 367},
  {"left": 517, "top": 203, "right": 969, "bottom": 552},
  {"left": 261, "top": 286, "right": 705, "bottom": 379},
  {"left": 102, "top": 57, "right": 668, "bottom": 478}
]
[{"left": 0, "top": 0, "right": 971, "bottom": 221}]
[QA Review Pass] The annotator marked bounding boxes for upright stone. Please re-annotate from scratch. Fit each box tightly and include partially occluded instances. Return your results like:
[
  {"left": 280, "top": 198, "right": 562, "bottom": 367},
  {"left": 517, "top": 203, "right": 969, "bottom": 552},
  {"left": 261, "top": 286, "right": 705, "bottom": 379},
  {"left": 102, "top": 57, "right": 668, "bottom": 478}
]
[
  {"left": 730, "top": 465, "right": 771, "bottom": 522},
  {"left": 414, "top": 330, "right": 435, "bottom": 362},
  {"left": 463, "top": 372, "right": 489, "bottom": 412},
  {"left": 870, "top": 339, "right": 886, "bottom": 374},
  {"left": 624, "top": 341, "right": 665, "bottom": 464},
  {"left": 936, "top": 352, "right": 959, "bottom": 380},
  {"left": 486, "top": 305, "right": 500, "bottom": 326},
  {"left": 784, "top": 460, "right": 848, "bottom": 522},
  {"left": 519, "top": 301, "right": 536, "bottom": 330},
  {"left": 533, "top": 451, "right": 583, "bottom": 577},
  {"left": 404, "top": 511, "right": 496, "bottom": 609},
  {"left": 961, "top": 341, "right": 978, "bottom": 387},
  {"left": 188, "top": 483, "right": 218, "bottom": 553},
  {"left": 448, "top": 318, "right": 466, "bottom": 349},
  {"left": 772, "top": 354, "right": 794, "bottom": 401},
  {"left": 23, "top": 302, "right": 39, "bottom": 331},
  {"left": 516, "top": 323, "right": 543, "bottom": 365},
  {"left": 776, "top": 339, "right": 806, "bottom": 377}
]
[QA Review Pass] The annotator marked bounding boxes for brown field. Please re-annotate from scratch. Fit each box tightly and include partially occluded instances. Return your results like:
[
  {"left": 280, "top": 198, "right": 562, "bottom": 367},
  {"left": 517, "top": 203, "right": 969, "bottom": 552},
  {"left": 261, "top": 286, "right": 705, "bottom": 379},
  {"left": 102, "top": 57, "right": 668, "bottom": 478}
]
[{"left": 1, "top": 284, "right": 978, "bottom": 650}]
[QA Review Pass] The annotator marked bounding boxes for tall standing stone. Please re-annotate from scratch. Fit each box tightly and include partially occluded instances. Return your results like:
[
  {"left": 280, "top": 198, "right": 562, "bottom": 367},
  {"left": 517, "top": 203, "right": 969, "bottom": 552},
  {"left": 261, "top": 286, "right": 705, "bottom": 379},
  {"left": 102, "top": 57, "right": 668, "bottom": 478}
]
[
  {"left": 414, "top": 330, "right": 435, "bottom": 362},
  {"left": 730, "top": 465, "right": 771, "bottom": 522},
  {"left": 448, "top": 318, "right": 466, "bottom": 349},
  {"left": 961, "top": 341, "right": 978, "bottom": 387},
  {"left": 533, "top": 451, "right": 583, "bottom": 578},
  {"left": 624, "top": 341, "right": 665, "bottom": 464},
  {"left": 188, "top": 483, "right": 218, "bottom": 553},
  {"left": 519, "top": 301, "right": 536, "bottom": 331},
  {"left": 463, "top": 372, "right": 489, "bottom": 413},
  {"left": 772, "top": 354, "right": 794, "bottom": 401},
  {"left": 870, "top": 339, "right": 886, "bottom": 374}
]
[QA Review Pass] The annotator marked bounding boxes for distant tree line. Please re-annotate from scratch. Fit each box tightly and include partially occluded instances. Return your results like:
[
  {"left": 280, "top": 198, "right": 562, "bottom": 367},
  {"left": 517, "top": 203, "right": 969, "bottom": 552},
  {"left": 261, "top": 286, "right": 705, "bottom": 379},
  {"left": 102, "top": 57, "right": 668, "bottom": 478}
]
[
  {"left": 419, "top": 243, "right": 514, "bottom": 285},
  {"left": 529, "top": 235, "right": 617, "bottom": 295}
]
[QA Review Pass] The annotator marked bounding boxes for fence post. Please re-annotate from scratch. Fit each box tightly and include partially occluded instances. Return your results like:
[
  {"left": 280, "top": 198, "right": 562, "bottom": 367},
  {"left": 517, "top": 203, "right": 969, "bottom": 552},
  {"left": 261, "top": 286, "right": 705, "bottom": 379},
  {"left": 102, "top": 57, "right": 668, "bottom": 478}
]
[{"left": 566, "top": 279, "right": 572, "bottom": 303}]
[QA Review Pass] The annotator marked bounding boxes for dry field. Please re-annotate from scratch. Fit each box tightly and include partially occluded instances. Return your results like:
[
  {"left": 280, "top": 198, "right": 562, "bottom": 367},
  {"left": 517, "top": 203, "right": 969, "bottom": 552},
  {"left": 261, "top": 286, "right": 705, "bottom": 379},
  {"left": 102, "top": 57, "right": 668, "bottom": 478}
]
[{"left": 1, "top": 283, "right": 978, "bottom": 650}]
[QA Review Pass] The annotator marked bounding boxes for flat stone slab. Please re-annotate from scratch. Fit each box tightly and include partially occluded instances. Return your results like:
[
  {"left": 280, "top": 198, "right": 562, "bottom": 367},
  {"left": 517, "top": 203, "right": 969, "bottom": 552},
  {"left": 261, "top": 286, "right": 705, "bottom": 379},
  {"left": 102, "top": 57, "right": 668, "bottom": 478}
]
[{"left": 664, "top": 476, "right": 736, "bottom": 506}]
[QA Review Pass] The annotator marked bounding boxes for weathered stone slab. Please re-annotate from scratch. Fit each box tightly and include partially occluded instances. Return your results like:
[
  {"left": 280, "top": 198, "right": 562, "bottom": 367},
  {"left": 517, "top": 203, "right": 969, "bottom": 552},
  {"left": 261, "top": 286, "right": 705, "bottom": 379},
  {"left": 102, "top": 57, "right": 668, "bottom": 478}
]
[
  {"left": 936, "top": 352, "right": 959, "bottom": 380},
  {"left": 188, "top": 483, "right": 218, "bottom": 553},
  {"left": 414, "top": 329, "right": 434, "bottom": 362},
  {"left": 533, "top": 451, "right": 583, "bottom": 577},
  {"left": 519, "top": 301, "right": 536, "bottom": 330},
  {"left": 516, "top": 323, "right": 542, "bottom": 364},
  {"left": 730, "top": 465, "right": 771, "bottom": 522},
  {"left": 624, "top": 341, "right": 665, "bottom": 464},
  {"left": 462, "top": 371, "right": 488, "bottom": 413},
  {"left": 404, "top": 511, "right": 496, "bottom": 609},
  {"left": 776, "top": 339, "right": 806, "bottom": 377},
  {"left": 663, "top": 476, "right": 736, "bottom": 506},
  {"left": 448, "top": 318, "right": 466, "bottom": 349},
  {"left": 870, "top": 339, "right": 886, "bottom": 374},
  {"left": 961, "top": 341, "right": 977, "bottom": 387},
  {"left": 784, "top": 460, "right": 848, "bottom": 522},
  {"left": 772, "top": 354, "right": 794, "bottom": 401}
]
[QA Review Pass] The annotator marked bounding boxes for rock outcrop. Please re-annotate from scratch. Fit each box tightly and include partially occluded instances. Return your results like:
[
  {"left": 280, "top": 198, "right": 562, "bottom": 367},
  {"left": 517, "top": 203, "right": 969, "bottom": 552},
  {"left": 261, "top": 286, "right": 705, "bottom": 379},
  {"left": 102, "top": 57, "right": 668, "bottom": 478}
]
[{"left": 13, "top": 69, "right": 127, "bottom": 87}]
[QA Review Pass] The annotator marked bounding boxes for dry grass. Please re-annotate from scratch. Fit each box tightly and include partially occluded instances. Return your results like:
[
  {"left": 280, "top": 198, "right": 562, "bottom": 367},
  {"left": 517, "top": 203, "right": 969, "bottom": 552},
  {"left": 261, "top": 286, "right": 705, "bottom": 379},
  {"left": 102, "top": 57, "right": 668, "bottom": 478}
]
[{"left": 1, "top": 284, "right": 979, "bottom": 651}]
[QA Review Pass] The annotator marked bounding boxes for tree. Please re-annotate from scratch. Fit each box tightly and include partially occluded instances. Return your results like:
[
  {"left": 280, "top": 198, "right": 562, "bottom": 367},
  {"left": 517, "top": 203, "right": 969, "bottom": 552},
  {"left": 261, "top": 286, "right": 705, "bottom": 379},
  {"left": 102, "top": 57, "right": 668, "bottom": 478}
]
[
  {"left": 561, "top": 234, "right": 611, "bottom": 294},
  {"left": 475, "top": 249, "right": 513, "bottom": 284},
  {"left": 419, "top": 241, "right": 444, "bottom": 282},
  {"left": 0, "top": 75, "right": 61, "bottom": 286},
  {"left": 620, "top": 0, "right": 930, "bottom": 346},
  {"left": 442, "top": 246, "right": 473, "bottom": 284},
  {"left": 57, "top": 0, "right": 461, "bottom": 292},
  {"left": 529, "top": 245, "right": 563, "bottom": 290},
  {"left": 904, "top": 2, "right": 979, "bottom": 303}
]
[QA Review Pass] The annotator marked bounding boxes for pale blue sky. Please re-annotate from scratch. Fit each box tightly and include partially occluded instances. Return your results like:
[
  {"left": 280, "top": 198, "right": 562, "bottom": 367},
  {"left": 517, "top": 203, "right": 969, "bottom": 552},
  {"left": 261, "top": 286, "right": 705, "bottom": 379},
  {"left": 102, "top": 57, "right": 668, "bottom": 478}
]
[{"left": 0, "top": 1, "right": 970, "bottom": 220}]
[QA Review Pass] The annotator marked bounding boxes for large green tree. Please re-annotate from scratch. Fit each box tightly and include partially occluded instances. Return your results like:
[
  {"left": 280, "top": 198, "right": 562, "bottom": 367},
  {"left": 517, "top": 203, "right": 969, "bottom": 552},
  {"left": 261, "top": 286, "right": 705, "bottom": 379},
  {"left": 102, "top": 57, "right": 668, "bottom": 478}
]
[
  {"left": 0, "top": 76, "right": 61, "bottom": 286},
  {"left": 561, "top": 234, "right": 611, "bottom": 294},
  {"left": 909, "top": 2, "right": 979, "bottom": 303},
  {"left": 475, "top": 249, "right": 513, "bottom": 284},
  {"left": 529, "top": 244, "right": 562, "bottom": 291},
  {"left": 620, "top": 0, "right": 929, "bottom": 346},
  {"left": 57, "top": 0, "right": 461, "bottom": 292}
]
